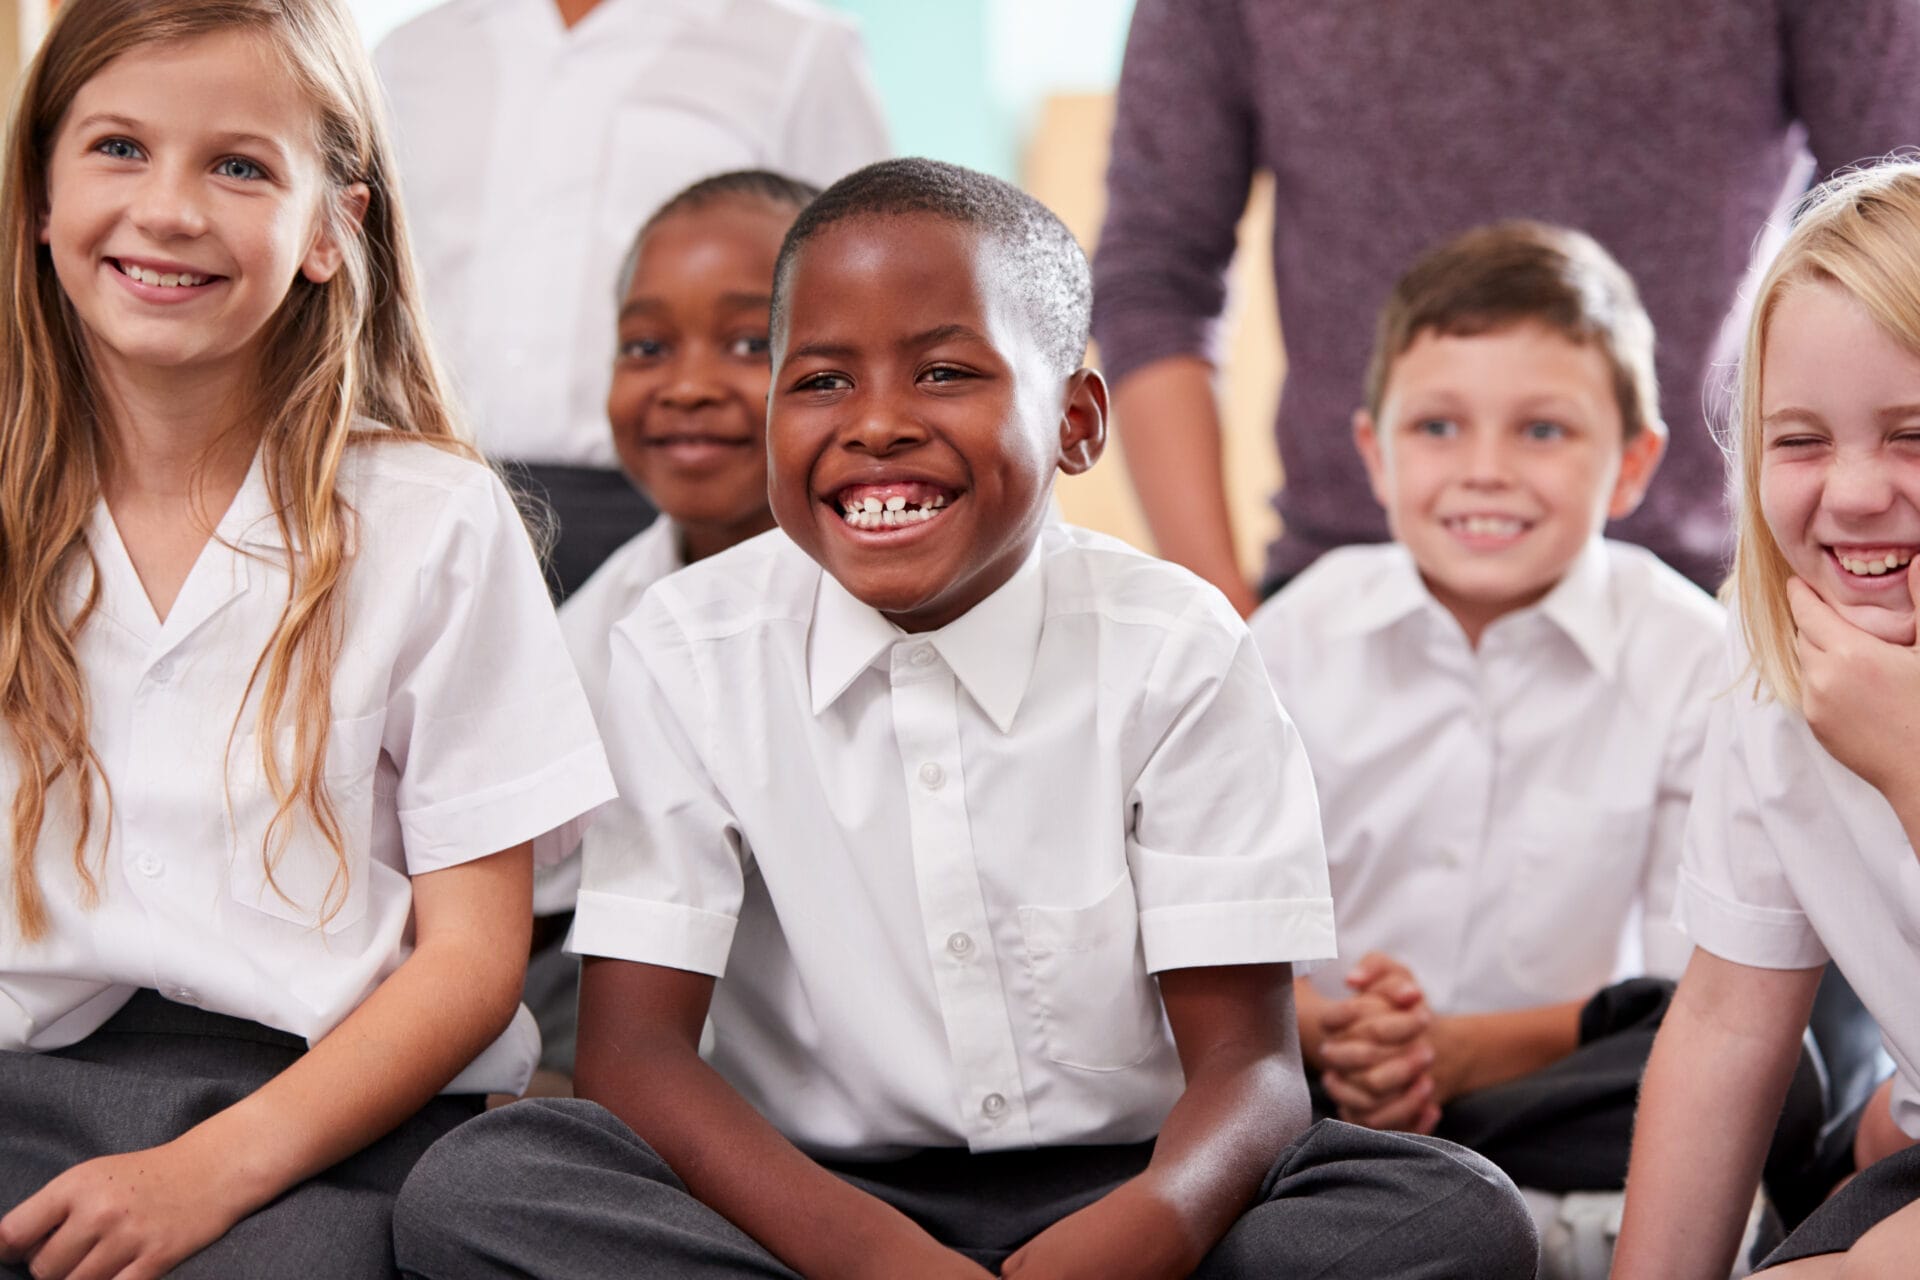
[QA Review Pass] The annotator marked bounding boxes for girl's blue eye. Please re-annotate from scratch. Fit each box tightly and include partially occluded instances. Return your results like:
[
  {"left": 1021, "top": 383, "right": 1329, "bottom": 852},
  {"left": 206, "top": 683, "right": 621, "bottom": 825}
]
[
  {"left": 216, "top": 157, "right": 265, "bottom": 181},
  {"left": 1524, "top": 420, "right": 1567, "bottom": 441},
  {"left": 96, "top": 138, "right": 141, "bottom": 161}
]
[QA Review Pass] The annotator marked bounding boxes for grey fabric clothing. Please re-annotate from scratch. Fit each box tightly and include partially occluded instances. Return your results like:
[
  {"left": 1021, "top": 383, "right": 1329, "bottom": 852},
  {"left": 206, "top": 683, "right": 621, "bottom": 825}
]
[
  {"left": 1092, "top": 0, "right": 1920, "bottom": 589},
  {"left": 501, "top": 462, "right": 657, "bottom": 603},
  {"left": 394, "top": 1098, "right": 1538, "bottom": 1278},
  {"left": 0, "top": 989, "right": 480, "bottom": 1280},
  {"left": 1758, "top": 1141, "right": 1920, "bottom": 1267}
]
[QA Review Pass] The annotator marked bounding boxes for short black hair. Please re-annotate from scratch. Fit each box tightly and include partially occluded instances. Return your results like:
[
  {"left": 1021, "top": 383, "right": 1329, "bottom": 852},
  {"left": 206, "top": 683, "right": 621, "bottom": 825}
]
[
  {"left": 770, "top": 157, "right": 1092, "bottom": 377},
  {"left": 614, "top": 169, "right": 822, "bottom": 301}
]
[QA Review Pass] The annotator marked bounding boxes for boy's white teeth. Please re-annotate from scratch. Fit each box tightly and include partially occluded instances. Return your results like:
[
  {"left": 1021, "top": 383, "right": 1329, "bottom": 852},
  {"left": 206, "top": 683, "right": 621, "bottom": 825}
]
[
  {"left": 1837, "top": 549, "right": 1916, "bottom": 576},
  {"left": 1449, "top": 515, "right": 1525, "bottom": 538},
  {"left": 121, "top": 262, "right": 206, "bottom": 287},
  {"left": 839, "top": 493, "right": 949, "bottom": 530}
]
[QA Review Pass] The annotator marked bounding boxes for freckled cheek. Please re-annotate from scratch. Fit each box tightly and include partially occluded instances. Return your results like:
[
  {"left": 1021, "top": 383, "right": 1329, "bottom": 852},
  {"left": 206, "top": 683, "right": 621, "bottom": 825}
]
[{"left": 1757, "top": 465, "right": 1819, "bottom": 556}]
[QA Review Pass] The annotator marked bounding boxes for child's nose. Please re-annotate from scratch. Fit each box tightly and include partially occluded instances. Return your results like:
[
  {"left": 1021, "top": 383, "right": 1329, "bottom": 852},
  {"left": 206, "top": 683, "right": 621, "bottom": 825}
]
[
  {"left": 1461, "top": 429, "right": 1512, "bottom": 486},
  {"left": 844, "top": 389, "right": 928, "bottom": 456},
  {"left": 128, "top": 165, "right": 209, "bottom": 239},
  {"left": 1824, "top": 446, "right": 1898, "bottom": 517},
  {"left": 658, "top": 361, "right": 723, "bottom": 409}
]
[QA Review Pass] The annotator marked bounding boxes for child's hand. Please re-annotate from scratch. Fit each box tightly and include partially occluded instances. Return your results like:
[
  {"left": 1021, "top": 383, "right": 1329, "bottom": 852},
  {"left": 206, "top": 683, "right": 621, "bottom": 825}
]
[
  {"left": 0, "top": 1136, "right": 253, "bottom": 1280},
  {"left": 1319, "top": 953, "right": 1441, "bottom": 1132},
  {"left": 1000, "top": 1178, "right": 1197, "bottom": 1280},
  {"left": 1789, "top": 571, "right": 1920, "bottom": 802}
]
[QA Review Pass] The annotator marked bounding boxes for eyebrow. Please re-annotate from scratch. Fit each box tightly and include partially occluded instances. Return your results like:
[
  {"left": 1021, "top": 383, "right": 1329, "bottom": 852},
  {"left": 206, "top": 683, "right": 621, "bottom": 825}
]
[
  {"left": 717, "top": 292, "right": 772, "bottom": 311},
  {"left": 1879, "top": 403, "right": 1920, "bottom": 424},
  {"left": 1760, "top": 407, "right": 1826, "bottom": 431},
  {"left": 903, "top": 323, "right": 987, "bottom": 349},
  {"left": 71, "top": 114, "right": 291, "bottom": 161}
]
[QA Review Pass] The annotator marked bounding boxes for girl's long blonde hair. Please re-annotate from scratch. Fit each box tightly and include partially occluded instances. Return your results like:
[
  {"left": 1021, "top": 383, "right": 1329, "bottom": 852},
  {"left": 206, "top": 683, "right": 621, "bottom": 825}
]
[
  {"left": 0, "top": 0, "right": 468, "bottom": 939},
  {"left": 1731, "top": 160, "right": 1920, "bottom": 709}
]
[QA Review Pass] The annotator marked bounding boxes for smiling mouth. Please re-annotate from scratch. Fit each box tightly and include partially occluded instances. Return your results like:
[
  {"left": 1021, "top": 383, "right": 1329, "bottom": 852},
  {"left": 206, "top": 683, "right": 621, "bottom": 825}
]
[
  {"left": 1442, "top": 514, "right": 1533, "bottom": 540},
  {"left": 832, "top": 481, "right": 957, "bottom": 531},
  {"left": 1832, "top": 546, "right": 1917, "bottom": 578},
  {"left": 112, "top": 259, "right": 216, "bottom": 288}
]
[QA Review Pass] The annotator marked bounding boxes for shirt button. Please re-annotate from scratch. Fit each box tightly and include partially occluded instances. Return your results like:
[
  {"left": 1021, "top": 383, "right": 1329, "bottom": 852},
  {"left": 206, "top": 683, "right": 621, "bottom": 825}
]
[
  {"left": 908, "top": 645, "right": 936, "bottom": 668},
  {"left": 981, "top": 1092, "right": 1007, "bottom": 1118},
  {"left": 918, "top": 762, "right": 946, "bottom": 790},
  {"left": 946, "top": 931, "right": 973, "bottom": 958},
  {"left": 148, "top": 657, "right": 175, "bottom": 683},
  {"left": 135, "top": 852, "right": 163, "bottom": 878}
]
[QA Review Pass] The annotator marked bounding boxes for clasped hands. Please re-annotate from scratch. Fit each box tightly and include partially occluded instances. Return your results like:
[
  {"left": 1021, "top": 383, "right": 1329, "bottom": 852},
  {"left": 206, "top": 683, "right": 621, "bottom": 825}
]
[{"left": 1316, "top": 953, "right": 1458, "bottom": 1134}]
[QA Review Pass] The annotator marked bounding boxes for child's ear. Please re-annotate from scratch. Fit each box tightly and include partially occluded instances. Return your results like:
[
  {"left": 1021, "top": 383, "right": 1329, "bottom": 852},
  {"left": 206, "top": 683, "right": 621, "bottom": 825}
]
[
  {"left": 299, "top": 182, "right": 371, "bottom": 285},
  {"left": 1353, "top": 408, "right": 1391, "bottom": 510},
  {"left": 1056, "top": 368, "right": 1108, "bottom": 477},
  {"left": 1608, "top": 418, "right": 1668, "bottom": 520}
]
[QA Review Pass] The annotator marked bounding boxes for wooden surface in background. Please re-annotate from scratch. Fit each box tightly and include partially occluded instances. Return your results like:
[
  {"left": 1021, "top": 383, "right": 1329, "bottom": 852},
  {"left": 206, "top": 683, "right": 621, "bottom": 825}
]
[{"left": 1023, "top": 92, "right": 1284, "bottom": 580}]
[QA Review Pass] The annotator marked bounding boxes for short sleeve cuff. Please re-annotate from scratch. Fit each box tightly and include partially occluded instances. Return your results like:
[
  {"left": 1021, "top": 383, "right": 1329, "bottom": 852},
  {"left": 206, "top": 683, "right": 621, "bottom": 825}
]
[
  {"left": 570, "top": 890, "right": 736, "bottom": 975},
  {"left": 1140, "top": 896, "right": 1337, "bottom": 973},
  {"left": 1890, "top": 1072, "right": 1920, "bottom": 1141},
  {"left": 399, "top": 743, "right": 616, "bottom": 874},
  {"left": 1675, "top": 866, "right": 1829, "bottom": 970}
]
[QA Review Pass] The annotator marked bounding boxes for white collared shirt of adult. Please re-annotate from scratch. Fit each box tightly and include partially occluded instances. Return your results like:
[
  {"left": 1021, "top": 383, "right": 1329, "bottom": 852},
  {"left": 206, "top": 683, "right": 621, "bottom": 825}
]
[
  {"left": 1250, "top": 539, "right": 1723, "bottom": 1016},
  {"left": 574, "top": 524, "right": 1335, "bottom": 1158},
  {"left": 532, "top": 514, "right": 681, "bottom": 914},
  {"left": 373, "top": 0, "right": 891, "bottom": 469},
  {"left": 0, "top": 438, "right": 616, "bottom": 1096},
  {"left": 1679, "top": 613, "right": 1920, "bottom": 1136}
]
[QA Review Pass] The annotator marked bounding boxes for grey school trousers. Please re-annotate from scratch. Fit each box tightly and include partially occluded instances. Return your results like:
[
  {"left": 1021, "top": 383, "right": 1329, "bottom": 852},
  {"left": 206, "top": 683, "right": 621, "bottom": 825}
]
[
  {"left": 393, "top": 1098, "right": 1539, "bottom": 1279},
  {"left": 0, "top": 989, "right": 479, "bottom": 1280}
]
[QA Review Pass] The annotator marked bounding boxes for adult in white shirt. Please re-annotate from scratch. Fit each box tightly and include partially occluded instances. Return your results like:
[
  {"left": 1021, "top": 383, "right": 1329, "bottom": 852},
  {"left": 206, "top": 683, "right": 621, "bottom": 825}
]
[{"left": 374, "top": 0, "right": 890, "bottom": 598}]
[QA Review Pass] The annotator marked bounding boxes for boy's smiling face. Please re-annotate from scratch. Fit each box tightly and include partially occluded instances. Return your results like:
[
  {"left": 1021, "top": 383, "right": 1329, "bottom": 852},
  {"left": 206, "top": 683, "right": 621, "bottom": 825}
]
[
  {"left": 1355, "top": 322, "right": 1665, "bottom": 643},
  {"left": 770, "top": 213, "right": 1103, "bottom": 632}
]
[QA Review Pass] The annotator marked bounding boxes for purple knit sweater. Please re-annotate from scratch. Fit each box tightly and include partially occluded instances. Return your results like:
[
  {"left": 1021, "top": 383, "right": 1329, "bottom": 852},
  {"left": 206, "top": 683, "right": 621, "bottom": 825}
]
[{"left": 1092, "top": 0, "right": 1920, "bottom": 589}]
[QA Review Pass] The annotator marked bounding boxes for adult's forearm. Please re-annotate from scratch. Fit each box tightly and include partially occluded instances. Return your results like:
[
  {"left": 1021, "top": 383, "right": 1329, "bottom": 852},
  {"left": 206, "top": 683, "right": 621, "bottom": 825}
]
[{"left": 1111, "top": 356, "right": 1256, "bottom": 615}]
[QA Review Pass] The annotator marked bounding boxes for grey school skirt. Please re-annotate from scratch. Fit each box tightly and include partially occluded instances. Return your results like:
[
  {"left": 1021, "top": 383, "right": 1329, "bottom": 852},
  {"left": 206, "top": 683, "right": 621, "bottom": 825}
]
[
  {"left": 1759, "top": 1142, "right": 1920, "bottom": 1268},
  {"left": 0, "top": 989, "right": 481, "bottom": 1280}
]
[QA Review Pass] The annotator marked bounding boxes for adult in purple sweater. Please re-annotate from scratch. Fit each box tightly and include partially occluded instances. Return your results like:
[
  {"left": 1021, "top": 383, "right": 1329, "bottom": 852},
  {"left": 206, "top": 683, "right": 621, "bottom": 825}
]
[{"left": 1093, "top": 0, "right": 1920, "bottom": 610}]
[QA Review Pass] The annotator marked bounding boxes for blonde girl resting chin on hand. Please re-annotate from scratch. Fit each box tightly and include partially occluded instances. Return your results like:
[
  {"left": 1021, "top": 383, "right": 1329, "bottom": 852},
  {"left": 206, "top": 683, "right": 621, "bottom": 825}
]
[
  {"left": 1613, "top": 160, "right": 1920, "bottom": 1279},
  {"left": 0, "top": 0, "right": 613, "bottom": 1276}
]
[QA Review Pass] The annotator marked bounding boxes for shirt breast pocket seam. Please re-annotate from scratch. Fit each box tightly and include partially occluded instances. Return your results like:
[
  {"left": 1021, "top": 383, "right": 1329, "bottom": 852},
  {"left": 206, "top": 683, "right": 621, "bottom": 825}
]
[{"left": 1017, "top": 873, "right": 1165, "bottom": 1074}]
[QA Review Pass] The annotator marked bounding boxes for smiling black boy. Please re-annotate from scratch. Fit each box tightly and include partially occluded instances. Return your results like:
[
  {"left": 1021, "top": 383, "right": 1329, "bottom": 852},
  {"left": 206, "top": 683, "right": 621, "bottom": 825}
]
[{"left": 394, "top": 158, "right": 1537, "bottom": 1280}]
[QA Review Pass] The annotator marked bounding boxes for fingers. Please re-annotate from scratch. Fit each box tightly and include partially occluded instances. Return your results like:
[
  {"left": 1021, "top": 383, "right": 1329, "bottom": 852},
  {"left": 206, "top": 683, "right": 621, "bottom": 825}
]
[
  {"left": 0, "top": 1187, "right": 64, "bottom": 1263},
  {"left": 1330, "top": 1071, "right": 1437, "bottom": 1131},
  {"left": 1787, "top": 577, "right": 1847, "bottom": 654},
  {"left": 1344, "top": 953, "right": 1424, "bottom": 1008},
  {"left": 1322, "top": 1042, "right": 1434, "bottom": 1110}
]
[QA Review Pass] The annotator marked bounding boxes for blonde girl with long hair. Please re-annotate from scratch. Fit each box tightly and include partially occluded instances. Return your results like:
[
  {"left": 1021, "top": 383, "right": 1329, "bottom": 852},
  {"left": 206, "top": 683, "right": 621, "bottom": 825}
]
[
  {"left": 1613, "top": 160, "right": 1920, "bottom": 1278},
  {"left": 0, "top": 0, "right": 612, "bottom": 1275}
]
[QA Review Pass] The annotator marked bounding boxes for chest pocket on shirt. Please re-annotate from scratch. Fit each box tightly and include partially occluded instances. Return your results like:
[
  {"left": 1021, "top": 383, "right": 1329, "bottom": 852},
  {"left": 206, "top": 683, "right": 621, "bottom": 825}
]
[
  {"left": 1503, "top": 788, "right": 1654, "bottom": 1001},
  {"left": 1018, "top": 873, "right": 1166, "bottom": 1072},
  {"left": 228, "top": 713, "right": 385, "bottom": 934}
]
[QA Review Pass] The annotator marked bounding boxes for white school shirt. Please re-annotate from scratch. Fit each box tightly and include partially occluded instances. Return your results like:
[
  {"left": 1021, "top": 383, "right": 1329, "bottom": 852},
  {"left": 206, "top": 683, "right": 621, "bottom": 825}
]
[
  {"left": 574, "top": 524, "right": 1336, "bottom": 1158},
  {"left": 1678, "top": 615, "right": 1920, "bottom": 1137},
  {"left": 374, "top": 0, "right": 891, "bottom": 468},
  {"left": 531, "top": 514, "right": 680, "bottom": 915},
  {"left": 1249, "top": 539, "right": 1722, "bottom": 1015},
  {"left": 0, "top": 439, "right": 616, "bottom": 1095}
]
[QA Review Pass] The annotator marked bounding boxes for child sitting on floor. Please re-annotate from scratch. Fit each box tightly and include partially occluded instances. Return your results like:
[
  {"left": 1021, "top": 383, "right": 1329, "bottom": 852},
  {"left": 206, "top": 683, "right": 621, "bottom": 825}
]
[
  {"left": 1251, "top": 221, "right": 1820, "bottom": 1276},
  {"left": 392, "top": 158, "right": 1537, "bottom": 1280},
  {"left": 523, "top": 169, "right": 818, "bottom": 1087}
]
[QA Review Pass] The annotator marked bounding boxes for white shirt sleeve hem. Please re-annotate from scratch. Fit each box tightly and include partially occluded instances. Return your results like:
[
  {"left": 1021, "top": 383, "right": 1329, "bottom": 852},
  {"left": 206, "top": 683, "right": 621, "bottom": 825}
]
[
  {"left": 569, "top": 891, "right": 736, "bottom": 975},
  {"left": 398, "top": 743, "right": 617, "bottom": 874},
  {"left": 1140, "top": 897, "right": 1338, "bottom": 973},
  {"left": 1675, "top": 866, "right": 1829, "bottom": 970}
]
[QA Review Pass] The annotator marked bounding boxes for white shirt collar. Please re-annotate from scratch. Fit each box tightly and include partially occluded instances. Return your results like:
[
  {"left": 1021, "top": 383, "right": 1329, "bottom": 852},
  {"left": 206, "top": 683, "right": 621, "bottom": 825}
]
[
  {"left": 1326, "top": 539, "right": 1620, "bottom": 679},
  {"left": 807, "top": 542, "right": 1047, "bottom": 733}
]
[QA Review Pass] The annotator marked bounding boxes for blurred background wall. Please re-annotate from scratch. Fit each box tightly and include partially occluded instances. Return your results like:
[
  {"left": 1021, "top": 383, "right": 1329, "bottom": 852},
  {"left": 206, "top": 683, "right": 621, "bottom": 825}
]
[{"left": 0, "top": 0, "right": 1286, "bottom": 575}]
